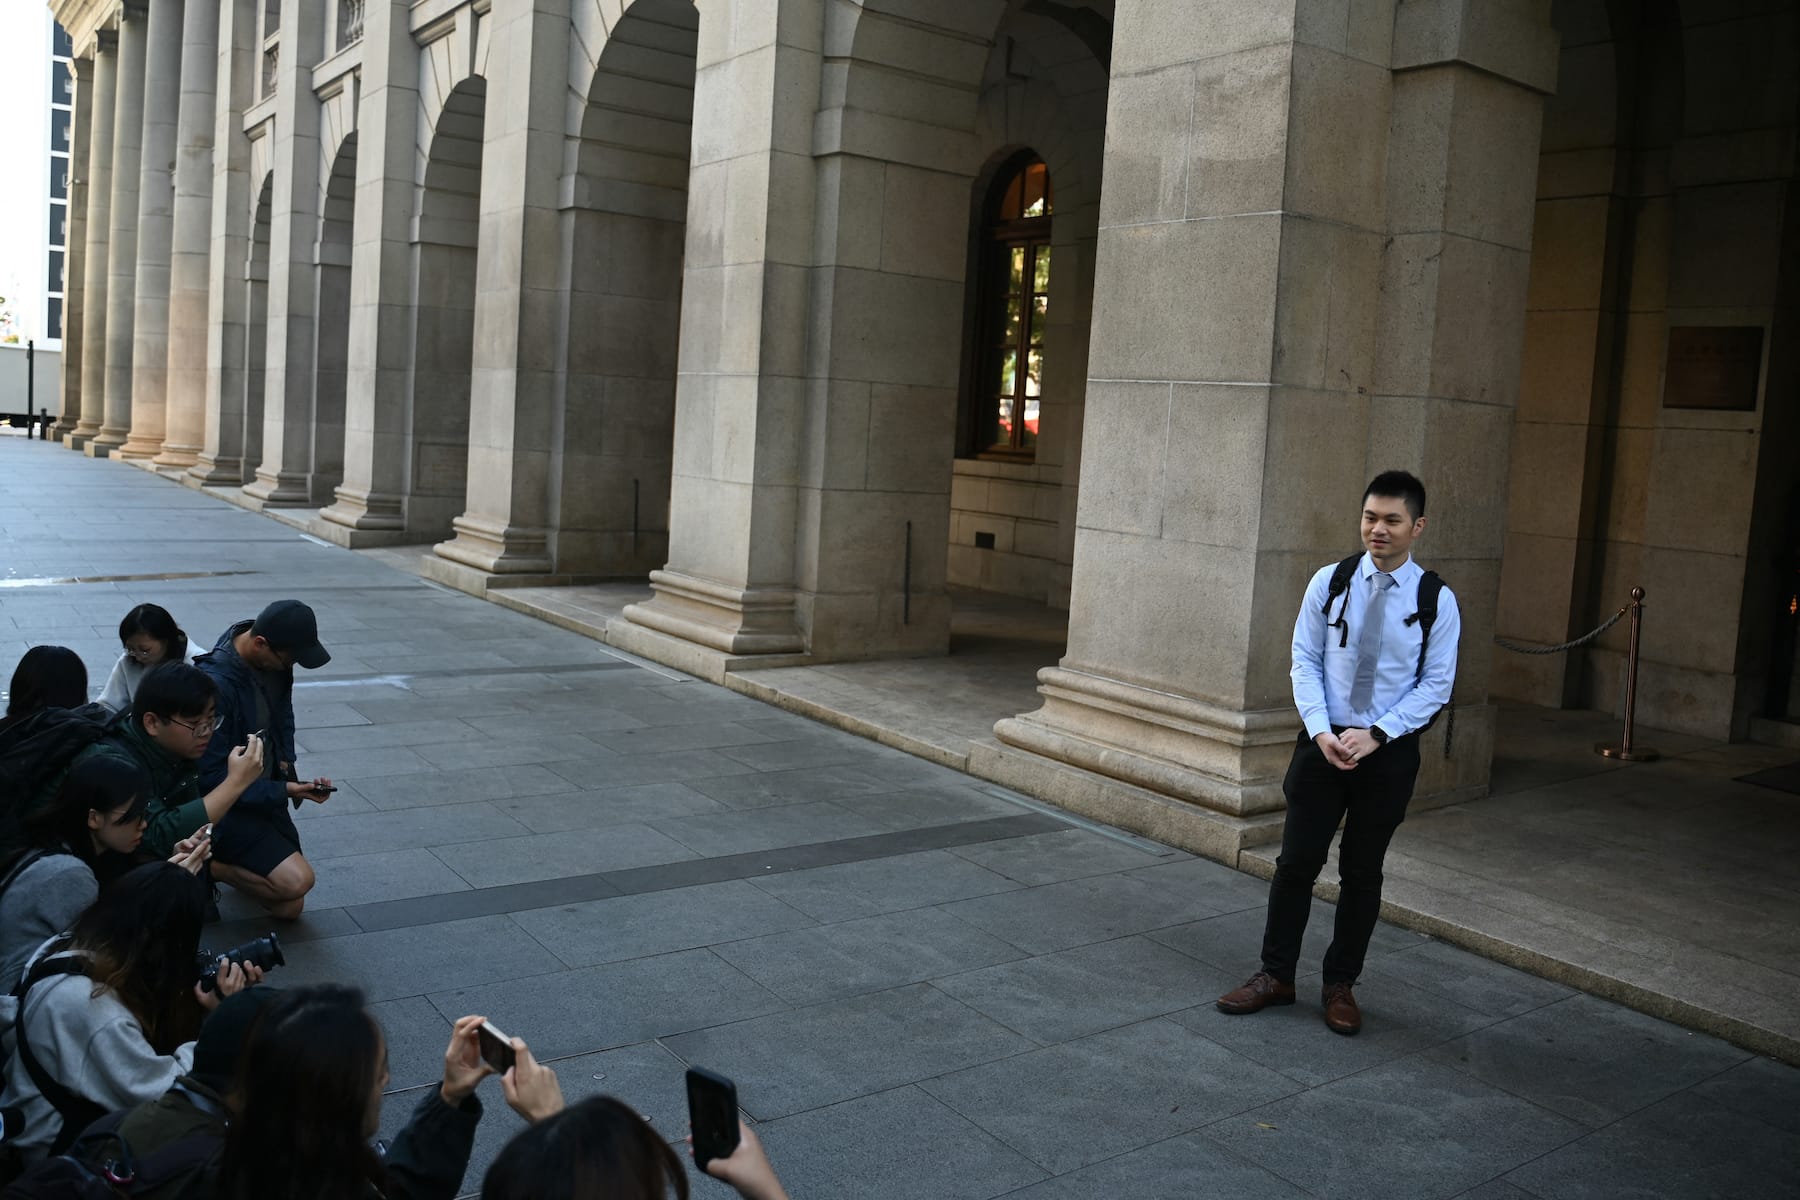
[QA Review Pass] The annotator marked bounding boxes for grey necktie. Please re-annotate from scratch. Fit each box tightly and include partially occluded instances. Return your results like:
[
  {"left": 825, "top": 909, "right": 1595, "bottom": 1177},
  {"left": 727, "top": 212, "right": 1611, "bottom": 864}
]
[{"left": 1349, "top": 572, "right": 1396, "bottom": 713}]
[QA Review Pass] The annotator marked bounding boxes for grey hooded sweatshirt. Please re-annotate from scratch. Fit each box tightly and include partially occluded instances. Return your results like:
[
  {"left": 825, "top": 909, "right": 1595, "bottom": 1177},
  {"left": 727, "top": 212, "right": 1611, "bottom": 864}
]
[{"left": 0, "top": 939, "right": 195, "bottom": 1161}]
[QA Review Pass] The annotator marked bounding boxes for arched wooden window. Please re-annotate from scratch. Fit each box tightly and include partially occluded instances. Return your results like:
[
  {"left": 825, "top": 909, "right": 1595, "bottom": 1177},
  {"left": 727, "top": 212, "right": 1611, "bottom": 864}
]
[{"left": 972, "top": 155, "right": 1053, "bottom": 457}]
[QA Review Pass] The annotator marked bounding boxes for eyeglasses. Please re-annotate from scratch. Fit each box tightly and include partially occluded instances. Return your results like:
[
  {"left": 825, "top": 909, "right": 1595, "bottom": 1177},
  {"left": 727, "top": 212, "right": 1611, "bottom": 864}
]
[{"left": 164, "top": 715, "right": 220, "bottom": 737}]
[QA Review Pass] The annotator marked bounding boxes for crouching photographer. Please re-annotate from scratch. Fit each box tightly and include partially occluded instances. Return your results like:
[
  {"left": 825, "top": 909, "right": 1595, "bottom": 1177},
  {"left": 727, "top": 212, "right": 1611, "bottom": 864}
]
[
  {"left": 208, "top": 985, "right": 563, "bottom": 1200},
  {"left": 0, "top": 864, "right": 260, "bottom": 1167}
]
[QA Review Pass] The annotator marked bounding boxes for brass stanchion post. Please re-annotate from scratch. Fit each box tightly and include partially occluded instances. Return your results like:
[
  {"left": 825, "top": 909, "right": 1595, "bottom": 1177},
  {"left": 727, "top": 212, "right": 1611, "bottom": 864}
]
[{"left": 1598, "top": 587, "right": 1658, "bottom": 762}]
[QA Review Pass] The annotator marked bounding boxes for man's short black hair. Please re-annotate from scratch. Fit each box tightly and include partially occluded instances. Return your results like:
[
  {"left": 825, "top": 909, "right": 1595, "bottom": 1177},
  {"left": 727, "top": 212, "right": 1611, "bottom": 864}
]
[
  {"left": 134, "top": 662, "right": 218, "bottom": 725},
  {"left": 1364, "top": 470, "right": 1426, "bottom": 521}
]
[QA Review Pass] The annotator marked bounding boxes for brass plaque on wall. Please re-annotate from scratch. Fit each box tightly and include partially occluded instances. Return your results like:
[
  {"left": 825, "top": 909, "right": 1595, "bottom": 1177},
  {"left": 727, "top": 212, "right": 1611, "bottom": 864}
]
[{"left": 1663, "top": 325, "right": 1764, "bottom": 411}]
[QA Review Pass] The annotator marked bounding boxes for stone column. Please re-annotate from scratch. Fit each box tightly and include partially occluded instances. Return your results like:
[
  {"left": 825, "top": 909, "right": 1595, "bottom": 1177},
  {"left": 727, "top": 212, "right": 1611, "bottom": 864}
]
[
  {"left": 94, "top": 2, "right": 150, "bottom": 455},
  {"left": 122, "top": 0, "right": 187, "bottom": 459},
  {"left": 69, "top": 31, "right": 117, "bottom": 450},
  {"left": 190, "top": 0, "right": 259, "bottom": 485},
  {"left": 619, "top": 0, "right": 819, "bottom": 657},
  {"left": 244, "top": 0, "right": 324, "bottom": 504},
  {"left": 432, "top": 0, "right": 570, "bottom": 575},
  {"left": 54, "top": 55, "right": 94, "bottom": 442},
  {"left": 318, "top": 0, "right": 418, "bottom": 538},
  {"left": 981, "top": 0, "right": 1556, "bottom": 850},
  {"left": 157, "top": 0, "right": 220, "bottom": 467}
]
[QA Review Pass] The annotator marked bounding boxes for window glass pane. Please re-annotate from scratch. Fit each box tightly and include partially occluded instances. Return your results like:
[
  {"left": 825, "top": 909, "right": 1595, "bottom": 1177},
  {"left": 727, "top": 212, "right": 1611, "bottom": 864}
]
[
  {"left": 1025, "top": 348, "right": 1043, "bottom": 398},
  {"left": 1001, "top": 172, "right": 1023, "bottom": 220},
  {"left": 1022, "top": 163, "right": 1047, "bottom": 218},
  {"left": 1029, "top": 307, "right": 1046, "bottom": 349},
  {"left": 1033, "top": 244, "right": 1051, "bottom": 293},
  {"left": 48, "top": 250, "right": 64, "bottom": 293},
  {"left": 48, "top": 295, "right": 63, "bottom": 341},
  {"left": 51, "top": 109, "right": 69, "bottom": 155},
  {"left": 52, "top": 61, "right": 71, "bottom": 106},
  {"left": 1003, "top": 295, "right": 1022, "bottom": 345},
  {"left": 995, "top": 395, "right": 1014, "bottom": 444},
  {"left": 1010, "top": 246, "right": 1025, "bottom": 289},
  {"left": 48, "top": 202, "right": 66, "bottom": 246},
  {"left": 1022, "top": 397, "right": 1039, "bottom": 448},
  {"left": 49, "top": 158, "right": 68, "bottom": 201},
  {"left": 997, "top": 348, "right": 1018, "bottom": 397},
  {"left": 54, "top": 23, "right": 72, "bottom": 58}
]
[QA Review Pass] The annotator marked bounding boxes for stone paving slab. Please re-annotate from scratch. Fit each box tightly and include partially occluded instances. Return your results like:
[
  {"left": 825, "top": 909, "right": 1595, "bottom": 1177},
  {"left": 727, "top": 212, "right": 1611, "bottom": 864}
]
[{"left": 3, "top": 442, "right": 1797, "bottom": 1199}]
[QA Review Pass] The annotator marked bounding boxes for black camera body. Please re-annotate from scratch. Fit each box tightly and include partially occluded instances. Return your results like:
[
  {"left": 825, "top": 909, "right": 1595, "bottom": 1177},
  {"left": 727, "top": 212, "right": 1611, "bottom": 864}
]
[{"left": 196, "top": 932, "right": 285, "bottom": 992}]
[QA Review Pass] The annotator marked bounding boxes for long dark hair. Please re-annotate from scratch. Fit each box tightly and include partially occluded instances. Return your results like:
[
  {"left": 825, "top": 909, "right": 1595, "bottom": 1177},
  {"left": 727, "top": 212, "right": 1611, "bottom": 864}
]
[
  {"left": 66, "top": 861, "right": 206, "bottom": 1052},
  {"left": 5, "top": 645, "right": 88, "bottom": 719},
  {"left": 216, "top": 985, "right": 388, "bottom": 1200},
  {"left": 483, "top": 1096, "right": 689, "bottom": 1200},
  {"left": 118, "top": 603, "right": 188, "bottom": 664},
  {"left": 0, "top": 754, "right": 149, "bottom": 876}
]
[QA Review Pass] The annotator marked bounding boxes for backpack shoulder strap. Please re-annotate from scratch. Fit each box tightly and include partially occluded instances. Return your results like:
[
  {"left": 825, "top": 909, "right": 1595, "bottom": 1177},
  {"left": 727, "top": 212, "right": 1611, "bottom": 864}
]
[
  {"left": 13, "top": 952, "right": 111, "bottom": 1155},
  {"left": 1404, "top": 571, "right": 1445, "bottom": 682},
  {"left": 0, "top": 850, "right": 49, "bottom": 905},
  {"left": 1322, "top": 553, "right": 1364, "bottom": 649}
]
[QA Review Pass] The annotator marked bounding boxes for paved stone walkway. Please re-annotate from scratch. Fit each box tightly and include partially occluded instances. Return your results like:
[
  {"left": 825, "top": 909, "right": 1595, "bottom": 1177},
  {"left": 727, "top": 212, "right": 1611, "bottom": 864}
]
[{"left": 2, "top": 436, "right": 1796, "bottom": 1199}]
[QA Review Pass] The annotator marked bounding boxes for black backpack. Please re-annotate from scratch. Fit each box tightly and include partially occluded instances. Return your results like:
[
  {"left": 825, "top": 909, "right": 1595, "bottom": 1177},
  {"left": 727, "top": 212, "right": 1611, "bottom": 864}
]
[
  {"left": 0, "top": 1112, "right": 219, "bottom": 1199},
  {"left": 1322, "top": 553, "right": 1455, "bottom": 755},
  {"left": 0, "top": 707, "right": 121, "bottom": 843}
]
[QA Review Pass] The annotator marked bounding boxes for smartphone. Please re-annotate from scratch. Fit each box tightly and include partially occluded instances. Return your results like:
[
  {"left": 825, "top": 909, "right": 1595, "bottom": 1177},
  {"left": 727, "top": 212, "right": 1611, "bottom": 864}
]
[
  {"left": 314, "top": 784, "right": 337, "bottom": 794},
  {"left": 477, "top": 1020, "right": 516, "bottom": 1073},
  {"left": 196, "top": 824, "right": 213, "bottom": 842},
  {"left": 686, "top": 1067, "right": 741, "bottom": 1170}
]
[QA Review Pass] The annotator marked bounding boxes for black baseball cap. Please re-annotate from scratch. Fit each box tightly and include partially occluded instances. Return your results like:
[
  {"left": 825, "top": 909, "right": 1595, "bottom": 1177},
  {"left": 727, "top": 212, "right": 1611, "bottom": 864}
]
[{"left": 251, "top": 600, "right": 331, "bottom": 669}]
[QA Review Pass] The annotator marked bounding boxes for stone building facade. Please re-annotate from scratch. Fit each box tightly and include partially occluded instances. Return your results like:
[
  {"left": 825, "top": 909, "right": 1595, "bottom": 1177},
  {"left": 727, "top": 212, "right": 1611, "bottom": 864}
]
[{"left": 44, "top": 0, "right": 1800, "bottom": 853}]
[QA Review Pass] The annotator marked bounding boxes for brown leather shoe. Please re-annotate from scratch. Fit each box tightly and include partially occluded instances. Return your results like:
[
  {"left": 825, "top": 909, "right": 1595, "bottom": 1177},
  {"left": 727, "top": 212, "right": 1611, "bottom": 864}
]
[
  {"left": 1322, "top": 982, "right": 1362, "bottom": 1035},
  {"left": 1216, "top": 971, "right": 1297, "bottom": 1014}
]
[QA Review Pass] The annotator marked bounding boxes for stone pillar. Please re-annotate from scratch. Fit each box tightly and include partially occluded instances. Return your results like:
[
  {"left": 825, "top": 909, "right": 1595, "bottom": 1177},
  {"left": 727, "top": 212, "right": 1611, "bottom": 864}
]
[
  {"left": 94, "top": 3, "right": 150, "bottom": 455},
  {"left": 55, "top": 55, "right": 94, "bottom": 442},
  {"left": 318, "top": 0, "right": 418, "bottom": 538},
  {"left": 244, "top": 0, "right": 325, "bottom": 504},
  {"left": 122, "top": 0, "right": 187, "bottom": 459},
  {"left": 69, "top": 32, "right": 117, "bottom": 450},
  {"left": 620, "top": 0, "right": 819, "bottom": 657},
  {"left": 983, "top": 0, "right": 1556, "bottom": 845},
  {"left": 157, "top": 0, "right": 221, "bottom": 467},
  {"left": 190, "top": 0, "right": 258, "bottom": 485},
  {"left": 433, "top": 0, "right": 569, "bottom": 575}
]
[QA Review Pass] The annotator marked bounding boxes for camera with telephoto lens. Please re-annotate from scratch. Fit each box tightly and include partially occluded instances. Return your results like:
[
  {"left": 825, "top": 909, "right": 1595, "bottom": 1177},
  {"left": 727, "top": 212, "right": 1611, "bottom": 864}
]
[{"left": 196, "top": 932, "right": 285, "bottom": 992}]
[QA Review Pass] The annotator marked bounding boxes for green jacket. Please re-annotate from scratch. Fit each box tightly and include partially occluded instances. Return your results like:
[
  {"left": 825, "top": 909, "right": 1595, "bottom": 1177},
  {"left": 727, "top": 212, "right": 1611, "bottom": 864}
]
[{"left": 69, "top": 721, "right": 207, "bottom": 859}]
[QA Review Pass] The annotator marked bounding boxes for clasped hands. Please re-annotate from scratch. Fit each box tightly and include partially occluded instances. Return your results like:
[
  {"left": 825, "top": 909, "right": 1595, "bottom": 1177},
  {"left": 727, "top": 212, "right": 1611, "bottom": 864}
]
[{"left": 1315, "top": 728, "right": 1382, "bottom": 770}]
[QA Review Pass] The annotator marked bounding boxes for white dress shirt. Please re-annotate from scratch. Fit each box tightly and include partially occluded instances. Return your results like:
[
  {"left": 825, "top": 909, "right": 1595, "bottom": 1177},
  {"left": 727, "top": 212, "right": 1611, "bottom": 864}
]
[{"left": 1290, "top": 553, "right": 1460, "bottom": 740}]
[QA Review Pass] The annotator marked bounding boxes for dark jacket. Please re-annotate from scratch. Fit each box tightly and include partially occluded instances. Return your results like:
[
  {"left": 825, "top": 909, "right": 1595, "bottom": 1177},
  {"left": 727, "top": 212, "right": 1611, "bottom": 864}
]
[
  {"left": 195, "top": 1088, "right": 484, "bottom": 1200},
  {"left": 0, "top": 704, "right": 121, "bottom": 827},
  {"left": 68, "top": 719, "right": 205, "bottom": 860},
  {"left": 194, "top": 622, "right": 298, "bottom": 816}
]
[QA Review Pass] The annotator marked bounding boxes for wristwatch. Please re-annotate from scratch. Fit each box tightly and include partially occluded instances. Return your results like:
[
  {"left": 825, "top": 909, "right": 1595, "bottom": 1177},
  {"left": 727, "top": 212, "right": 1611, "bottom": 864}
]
[{"left": 1370, "top": 726, "right": 1389, "bottom": 746}]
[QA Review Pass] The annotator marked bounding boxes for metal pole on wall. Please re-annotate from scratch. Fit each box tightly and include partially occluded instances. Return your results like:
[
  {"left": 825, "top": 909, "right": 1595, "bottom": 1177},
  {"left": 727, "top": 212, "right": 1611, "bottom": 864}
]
[{"left": 1597, "top": 587, "right": 1659, "bottom": 762}]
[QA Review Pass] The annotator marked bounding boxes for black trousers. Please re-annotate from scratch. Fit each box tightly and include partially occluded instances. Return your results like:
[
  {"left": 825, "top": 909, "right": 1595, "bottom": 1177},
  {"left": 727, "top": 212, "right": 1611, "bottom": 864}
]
[{"left": 1260, "top": 728, "right": 1421, "bottom": 986}]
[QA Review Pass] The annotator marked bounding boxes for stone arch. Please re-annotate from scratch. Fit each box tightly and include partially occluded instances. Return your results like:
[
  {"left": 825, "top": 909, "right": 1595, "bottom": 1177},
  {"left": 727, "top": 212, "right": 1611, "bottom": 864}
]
[
  {"left": 311, "top": 130, "right": 358, "bottom": 504},
  {"left": 556, "top": 0, "right": 699, "bottom": 576},
  {"left": 242, "top": 171, "right": 274, "bottom": 486},
  {"left": 405, "top": 74, "right": 488, "bottom": 538}
]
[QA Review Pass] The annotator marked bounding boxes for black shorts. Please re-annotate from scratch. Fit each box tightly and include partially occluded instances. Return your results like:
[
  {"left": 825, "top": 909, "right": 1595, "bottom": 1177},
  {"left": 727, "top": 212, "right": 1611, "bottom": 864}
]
[{"left": 211, "top": 804, "right": 303, "bottom": 879}]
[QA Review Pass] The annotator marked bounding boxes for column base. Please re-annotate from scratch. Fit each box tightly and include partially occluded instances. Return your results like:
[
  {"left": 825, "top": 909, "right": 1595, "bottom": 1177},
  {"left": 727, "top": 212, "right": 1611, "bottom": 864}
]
[
  {"left": 117, "top": 435, "right": 164, "bottom": 459},
  {"left": 993, "top": 666, "right": 1299, "bottom": 818},
  {"left": 50, "top": 419, "right": 78, "bottom": 441},
  {"left": 186, "top": 454, "right": 247, "bottom": 486},
  {"left": 623, "top": 569, "right": 806, "bottom": 656},
  {"left": 320, "top": 486, "right": 406, "bottom": 532},
  {"left": 435, "top": 513, "right": 554, "bottom": 575},
  {"left": 83, "top": 440, "right": 115, "bottom": 459},
  {"left": 243, "top": 468, "right": 313, "bottom": 507},
  {"left": 153, "top": 442, "right": 200, "bottom": 468}
]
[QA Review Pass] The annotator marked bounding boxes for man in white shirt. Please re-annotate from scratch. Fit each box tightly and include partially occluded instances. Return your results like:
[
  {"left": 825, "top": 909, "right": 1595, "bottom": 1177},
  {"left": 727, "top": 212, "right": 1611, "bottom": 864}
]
[{"left": 1216, "top": 471, "right": 1460, "bottom": 1035}]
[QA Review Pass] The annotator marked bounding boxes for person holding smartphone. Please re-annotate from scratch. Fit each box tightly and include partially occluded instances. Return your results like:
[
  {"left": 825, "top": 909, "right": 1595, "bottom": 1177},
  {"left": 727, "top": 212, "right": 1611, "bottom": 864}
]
[{"left": 195, "top": 600, "right": 334, "bottom": 921}]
